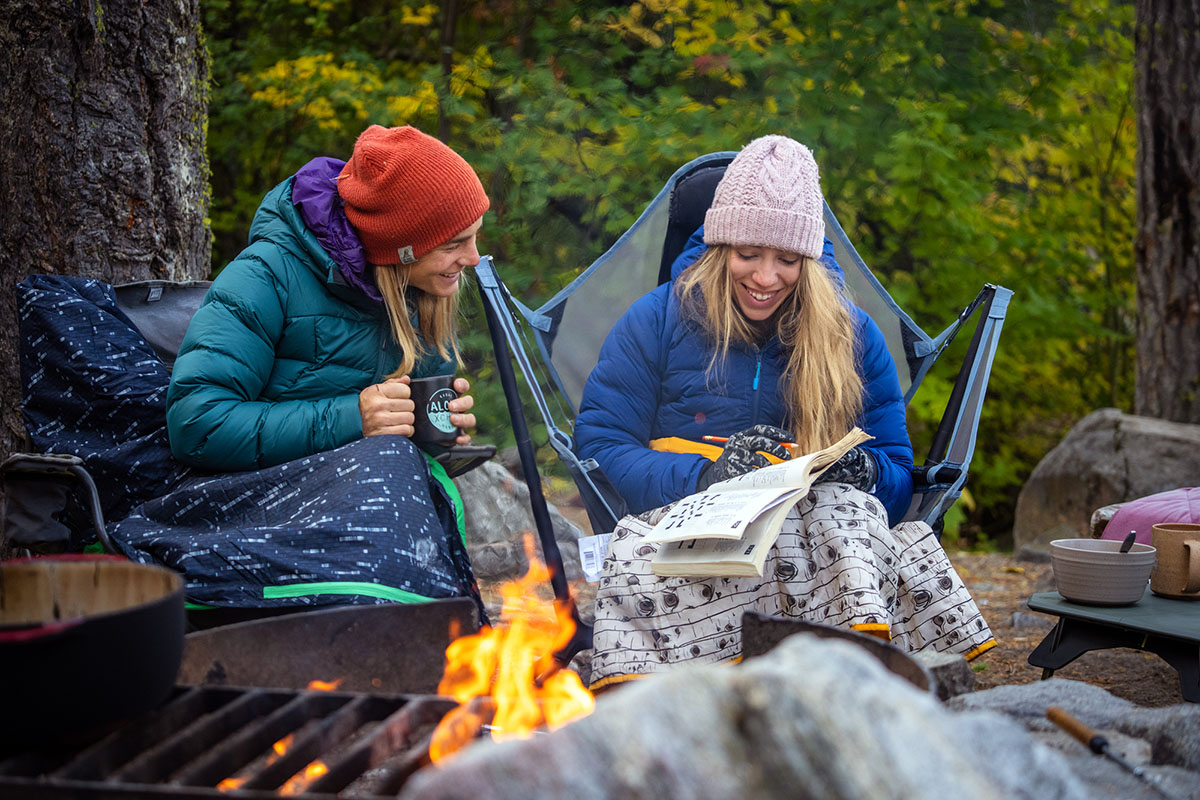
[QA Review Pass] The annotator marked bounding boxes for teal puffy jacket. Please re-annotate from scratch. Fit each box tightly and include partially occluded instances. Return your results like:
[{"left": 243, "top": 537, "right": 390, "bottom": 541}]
[{"left": 167, "top": 178, "right": 454, "bottom": 471}]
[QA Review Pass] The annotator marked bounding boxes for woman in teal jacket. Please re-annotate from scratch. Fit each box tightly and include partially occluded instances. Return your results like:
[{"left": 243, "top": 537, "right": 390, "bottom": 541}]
[
  {"left": 168, "top": 125, "right": 483, "bottom": 468},
  {"left": 111, "top": 125, "right": 491, "bottom": 614}
]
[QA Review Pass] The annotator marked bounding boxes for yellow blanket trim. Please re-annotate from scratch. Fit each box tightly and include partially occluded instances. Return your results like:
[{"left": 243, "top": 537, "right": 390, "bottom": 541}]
[
  {"left": 648, "top": 437, "right": 787, "bottom": 465},
  {"left": 849, "top": 622, "right": 893, "bottom": 642},
  {"left": 964, "top": 638, "right": 998, "bottom": 662},
  {"left": 589, "top": 672, "right": 651, "bottom": 692}
]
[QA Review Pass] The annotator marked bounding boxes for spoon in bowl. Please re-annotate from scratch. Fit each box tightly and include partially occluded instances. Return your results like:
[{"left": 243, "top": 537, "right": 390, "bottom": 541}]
[{"left": 1119, "top": 531, "right": 1136, "bottom": 553}]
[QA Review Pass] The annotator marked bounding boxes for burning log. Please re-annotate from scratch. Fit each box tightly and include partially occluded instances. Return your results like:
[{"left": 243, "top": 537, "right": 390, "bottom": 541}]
[{"left": 430, "top": 538, "right": 594, "bottom": 762}]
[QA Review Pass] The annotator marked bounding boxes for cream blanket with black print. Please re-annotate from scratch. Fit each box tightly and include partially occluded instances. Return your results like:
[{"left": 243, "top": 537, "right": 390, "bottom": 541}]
[{"left": 590, "top": 483, "right": 995, "bottom": 690}]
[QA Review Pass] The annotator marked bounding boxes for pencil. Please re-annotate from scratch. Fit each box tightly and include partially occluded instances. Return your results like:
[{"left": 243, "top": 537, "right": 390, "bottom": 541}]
[{"left": 702, "top": 435, "right": 799, "bottom": 448}]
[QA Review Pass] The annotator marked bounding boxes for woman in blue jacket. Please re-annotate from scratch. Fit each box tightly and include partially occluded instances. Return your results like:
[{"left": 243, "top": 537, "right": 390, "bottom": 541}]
[
  {"left": 577, "top": 135, "right": 912, "bottom": 522},
  {"left": 577, "top": 136, "right": 992, "bottom": 687},
  {"left": 110, "top": 125, "right": 490, "bottom": 616}
]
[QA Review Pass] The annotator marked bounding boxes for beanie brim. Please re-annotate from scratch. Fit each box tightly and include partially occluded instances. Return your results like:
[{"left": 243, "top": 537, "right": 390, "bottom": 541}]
[
  {"left": 704, "top": 205, "right": 825, "bottom": 260},
  {"left": 337, "top": 125, "right": 490, "bottom": 266}
]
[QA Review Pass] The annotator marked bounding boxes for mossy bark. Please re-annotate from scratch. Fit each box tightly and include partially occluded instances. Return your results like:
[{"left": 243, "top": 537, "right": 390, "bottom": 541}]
[
  {"left": 0, "top": 0, "right": 209, "bottom": 457},
  {"left": 1134, "top": 0, "right": 1200, "bottom": 424}
]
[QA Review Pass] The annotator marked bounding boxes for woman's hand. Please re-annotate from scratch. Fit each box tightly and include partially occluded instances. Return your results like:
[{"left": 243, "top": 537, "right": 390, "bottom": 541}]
[
  {"left": 359, "top": 376, "right": 416, "bottom": 437},
  {"left": 695, "top": 424, "right": 793, "bottom": 491},
  {"left": 813, "top": 446, "right": 878, "bottom": 491},
  {"left": 449, "top": 376, "right": 476, "bottom": 445}
]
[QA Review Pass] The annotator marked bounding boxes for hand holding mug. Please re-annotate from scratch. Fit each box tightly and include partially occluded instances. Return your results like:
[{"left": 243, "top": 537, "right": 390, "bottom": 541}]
[
  {"left": 359, "top": 376, "right": 415, "bottom": 437},
  {"left": 448, "top": 376, "right": 476, "bottom": 446}
]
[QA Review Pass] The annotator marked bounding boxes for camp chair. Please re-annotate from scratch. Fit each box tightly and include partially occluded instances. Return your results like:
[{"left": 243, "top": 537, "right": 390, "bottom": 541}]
[
  {"left": 3, "top": 277, "right": 212, "bottom": 557},
  {"left": 477, "top": 151, "right": 1013, "bottom": 649}
]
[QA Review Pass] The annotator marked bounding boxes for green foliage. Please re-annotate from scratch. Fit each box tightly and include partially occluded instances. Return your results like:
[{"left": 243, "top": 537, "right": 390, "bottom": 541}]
[{"left": 202, "top": 0, "right": 1137, "bottom": 544}]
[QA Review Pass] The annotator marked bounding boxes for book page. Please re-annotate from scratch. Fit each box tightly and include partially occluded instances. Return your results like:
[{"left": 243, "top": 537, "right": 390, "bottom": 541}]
[
  {"left": 704, "top": 449, "right": 822, "bottom": 492},
  {"left": 650, "top": 496, "right": 799, "bottom": 577},
  {"left": 641, "top": 488, "right": 802, "bottom": 545},
  {"left": 643, "top": 427, "right": 872, "bottom": 545}
]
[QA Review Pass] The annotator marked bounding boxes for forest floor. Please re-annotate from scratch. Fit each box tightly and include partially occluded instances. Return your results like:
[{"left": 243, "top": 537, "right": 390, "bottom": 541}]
[{"left": 953, "top": 550, "right": 1186, "bottom": 707}]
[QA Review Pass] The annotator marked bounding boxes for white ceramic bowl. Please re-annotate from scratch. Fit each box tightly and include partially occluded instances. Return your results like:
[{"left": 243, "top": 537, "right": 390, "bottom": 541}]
[{"left": 1050, "top": 538, "right": 1156, "bottom": 606}]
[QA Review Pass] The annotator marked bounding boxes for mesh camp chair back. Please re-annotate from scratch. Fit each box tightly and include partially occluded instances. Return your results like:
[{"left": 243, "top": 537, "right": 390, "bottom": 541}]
[{"left": 477, "top": 151, "right": 1012, "bottom": 542}]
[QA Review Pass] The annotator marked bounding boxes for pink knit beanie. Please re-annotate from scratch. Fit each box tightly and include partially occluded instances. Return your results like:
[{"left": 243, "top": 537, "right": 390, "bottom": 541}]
[
  {"left": 337, "top": 125, "right": 489, "bottom": 265},
  {"left": 704, "top": 135, "right": 825, "bottom": 259}
]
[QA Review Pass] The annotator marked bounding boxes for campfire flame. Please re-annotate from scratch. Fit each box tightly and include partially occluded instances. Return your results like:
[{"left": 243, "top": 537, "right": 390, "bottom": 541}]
[
  {"left": 278, "top": 760, "right": 329, "bottom": 795},
  {"left": 271, "top": 734, "right": 293, "bottom": 760},
  {"left": 428, "top": 538, "right": 594, "bottom": 762},
  {"left": 216, "top": 733, "right": 295, "bottom": 792}
]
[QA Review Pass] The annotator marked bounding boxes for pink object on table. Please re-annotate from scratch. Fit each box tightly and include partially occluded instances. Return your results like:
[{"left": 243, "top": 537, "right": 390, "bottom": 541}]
[{"left": 1100, "top": 487, "right": 1200, "bottom": 546}]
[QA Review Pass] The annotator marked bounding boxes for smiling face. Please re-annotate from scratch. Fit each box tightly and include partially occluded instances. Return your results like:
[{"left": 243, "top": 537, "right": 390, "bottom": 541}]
[
  {"left": 403, "top": 217, "right": 484, "bottom": 297},
  {"left": 727, "top": 245, "right": 803, "bottom": 321}
]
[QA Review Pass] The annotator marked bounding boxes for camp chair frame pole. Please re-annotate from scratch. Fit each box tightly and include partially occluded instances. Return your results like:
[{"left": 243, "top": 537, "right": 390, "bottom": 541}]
[
  {"left": 475, "top": 256, "right": 626, "bottom": 536},
  {"left": 908, "top": 282, "right": 1013, "bottom": 529},
  {"left": 476, "top": 257, "right": 593, "bottom": 657}
]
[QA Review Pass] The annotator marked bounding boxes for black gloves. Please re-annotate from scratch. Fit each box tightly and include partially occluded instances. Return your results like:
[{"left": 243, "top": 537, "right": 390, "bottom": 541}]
[
  {"left": 814, "top": 446, "right": 878, "bottom": 492},
  {"left": 696, "top": 424, "right": 793, "bottom": 491}
]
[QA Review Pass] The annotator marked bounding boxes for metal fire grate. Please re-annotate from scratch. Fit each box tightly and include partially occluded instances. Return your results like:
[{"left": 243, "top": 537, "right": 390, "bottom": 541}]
[{"left": 0, "top": 685, "right": 457, "bottom": 799}]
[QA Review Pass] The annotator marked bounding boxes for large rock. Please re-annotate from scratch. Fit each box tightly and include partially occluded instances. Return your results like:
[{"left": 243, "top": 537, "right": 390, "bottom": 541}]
[
  {"left": 950, "top": 678, "right": 1200, "bottom": 798},
  {"left": 454, "top": 460, "right": 585, "bottom": 583},
  {"left": 1012, "top": 409, "right": 1200, "bottom": 556},
  {"left": 401, "top": 635, "right": 1094, "bottom": 800}
]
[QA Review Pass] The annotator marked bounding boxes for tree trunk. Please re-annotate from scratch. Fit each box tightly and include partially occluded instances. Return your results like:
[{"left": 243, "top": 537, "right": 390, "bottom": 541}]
[
  {"left": 1134, "top": 0, "right": 1200, "bottom": 423},
  {"left": 0, "top": 0, "right": 209, "bottom": 459}
]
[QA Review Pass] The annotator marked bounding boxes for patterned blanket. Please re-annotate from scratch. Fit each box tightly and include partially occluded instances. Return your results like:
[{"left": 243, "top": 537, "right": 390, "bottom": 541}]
[
  {"left": 17, "top": 274, "right": 483, "bottom": 616},
  {"left": 590, "top": 483, "right": 995, "bottom": 689}
]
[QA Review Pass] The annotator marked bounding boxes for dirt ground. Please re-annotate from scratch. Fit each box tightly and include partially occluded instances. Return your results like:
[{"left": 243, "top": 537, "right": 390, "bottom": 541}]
[{"left": 945, "top": 550, "right": 1187, "bottom": 707}]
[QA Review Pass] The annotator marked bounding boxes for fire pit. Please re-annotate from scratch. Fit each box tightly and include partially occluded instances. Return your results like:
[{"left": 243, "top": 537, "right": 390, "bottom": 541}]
[
  {"left": 0, "top": 549, "right": 597, "bottom": 798},
  {"left": 0, "top": 684, "right": 460, "bottom": 798}
]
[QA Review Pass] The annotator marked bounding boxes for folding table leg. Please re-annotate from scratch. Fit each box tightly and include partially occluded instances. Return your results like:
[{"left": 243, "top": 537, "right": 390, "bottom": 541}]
[
  {"left": 1028, "top": 617, "right": 1199, "bottom": 702},
  {"left": 1027, "top": 616, "right": 1129, "bottom": 673}
]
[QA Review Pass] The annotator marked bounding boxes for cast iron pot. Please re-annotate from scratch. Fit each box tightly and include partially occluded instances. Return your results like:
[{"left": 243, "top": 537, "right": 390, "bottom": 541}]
[{"left": 0, "top": 554, "right": 185, "bottom": 747}]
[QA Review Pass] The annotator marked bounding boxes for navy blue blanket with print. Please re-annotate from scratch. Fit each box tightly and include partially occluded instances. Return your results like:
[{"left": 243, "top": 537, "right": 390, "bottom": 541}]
[{"left": 17, "top": 275, "right": 481, "bottom": 614}]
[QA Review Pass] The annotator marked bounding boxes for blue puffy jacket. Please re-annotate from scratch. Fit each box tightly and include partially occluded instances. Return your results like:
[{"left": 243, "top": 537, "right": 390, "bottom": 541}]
[{"left": 574, "top": 227, "right": 914, "bottom": 525}]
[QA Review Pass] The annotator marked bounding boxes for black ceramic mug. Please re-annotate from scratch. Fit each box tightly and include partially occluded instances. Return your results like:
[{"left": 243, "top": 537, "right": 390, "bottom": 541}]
[{"left": 409, "top": 375, "right": 461, "bottom": 446}]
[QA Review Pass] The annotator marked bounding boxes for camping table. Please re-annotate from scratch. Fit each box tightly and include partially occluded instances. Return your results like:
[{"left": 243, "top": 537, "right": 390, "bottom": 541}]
[{"left": 1026, "top": 591, "right": 1200, "bottom": 702}]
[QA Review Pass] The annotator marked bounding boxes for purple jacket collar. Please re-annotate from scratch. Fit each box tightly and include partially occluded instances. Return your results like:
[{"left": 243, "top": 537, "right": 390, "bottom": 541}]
[{"left": 291, "top": 157, "right": 382, "bottom": 303}]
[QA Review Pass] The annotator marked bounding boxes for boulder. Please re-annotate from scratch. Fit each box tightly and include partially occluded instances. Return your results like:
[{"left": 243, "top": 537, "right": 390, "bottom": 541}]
[
  {"left": 913, "top": 649, "right": 977, "bottom": 700},
  {"left": 454, "top": 460, "right": 586, "bottom": 583},
  {"left": 453, "top": 461, "right": 592, "bottom": 621},
  {"left": 1012, "top": 409, "right": 1200, "bottom": 556},
  {"left": 402, "top": 649, "right": 1200, "bottom": 800},
  {"left": 401, "top": 635, "right": 1094, "bottom": 800}
]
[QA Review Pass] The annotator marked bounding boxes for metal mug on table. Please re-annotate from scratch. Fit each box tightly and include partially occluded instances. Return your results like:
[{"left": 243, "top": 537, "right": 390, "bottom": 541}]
[{"left": 1150, "top": 522, "right": 1200, "bottom": 599}]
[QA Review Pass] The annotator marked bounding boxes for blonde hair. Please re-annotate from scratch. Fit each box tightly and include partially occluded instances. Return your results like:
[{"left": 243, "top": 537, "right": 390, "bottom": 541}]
[
  {"left": 675, "top": 245, "right": 863, "bottom": 452},
  {"left": 374, "top": 265, "right": 463, "bottom": 378}
]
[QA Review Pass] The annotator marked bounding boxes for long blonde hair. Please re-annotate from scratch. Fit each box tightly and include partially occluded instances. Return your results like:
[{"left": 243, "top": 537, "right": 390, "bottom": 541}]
[
  {"left": 675, "top": 245, "right": 863, "bottom": 452},
  {"left": 374, "top": 265, "right": 463, "bottom": 378}
]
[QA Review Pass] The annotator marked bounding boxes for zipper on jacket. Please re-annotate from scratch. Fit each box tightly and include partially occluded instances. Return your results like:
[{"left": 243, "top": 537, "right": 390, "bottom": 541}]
[
  {"left": 375, "top": 323, "right": 392, "bottom": 382},
  {"left": 751, "top": 352, "right": 763, "bottom": 422}
]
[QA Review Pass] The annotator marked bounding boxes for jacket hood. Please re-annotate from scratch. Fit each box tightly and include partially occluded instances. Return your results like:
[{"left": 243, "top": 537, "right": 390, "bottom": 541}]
[
  {"left": 246, "top": 162, "right": 381, "bottom": 304},
  {"left": 292, "top": 158, "right": 383, "bottom": 303}
]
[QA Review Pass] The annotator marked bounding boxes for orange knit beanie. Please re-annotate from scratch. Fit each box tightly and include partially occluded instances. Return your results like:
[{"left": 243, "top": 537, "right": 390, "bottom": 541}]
[{"left": 337, "top": 125, "right": 489, "bottom": 265}]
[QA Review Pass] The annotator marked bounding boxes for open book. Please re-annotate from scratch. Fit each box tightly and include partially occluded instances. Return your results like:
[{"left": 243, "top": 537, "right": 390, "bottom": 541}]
[{"left": 646, "top": 427, "right": 872, "bottom": 578}]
